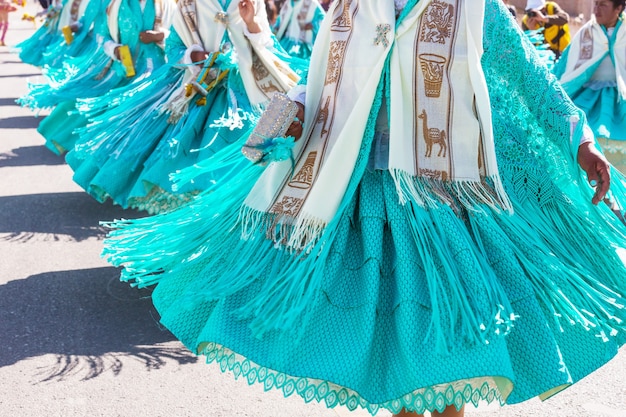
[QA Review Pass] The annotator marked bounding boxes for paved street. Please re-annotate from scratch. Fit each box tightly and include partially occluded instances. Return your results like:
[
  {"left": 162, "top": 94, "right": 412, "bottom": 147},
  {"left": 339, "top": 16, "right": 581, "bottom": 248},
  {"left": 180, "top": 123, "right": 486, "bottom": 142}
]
[{"left": 0, "top": 5, "right": 624, "bottom": 417}]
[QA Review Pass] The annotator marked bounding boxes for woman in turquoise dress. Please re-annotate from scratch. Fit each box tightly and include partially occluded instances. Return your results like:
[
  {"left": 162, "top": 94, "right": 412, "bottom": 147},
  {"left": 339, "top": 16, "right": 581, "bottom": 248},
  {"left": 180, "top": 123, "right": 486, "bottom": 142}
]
[
  {"left": 64, "top": 0, "right": 304, "bottom": 213},
  {"left": 15, "top": 0, "right": 65, "bottom": 67},
  {"left": 273, "top": 0, "right": 325, "bottom": 60},
  {"left": 20, "top": 0, "right": 174, "bottom": 155},
  {"left": 103, "top": 0, "right": 626, "bottom": 416},
  {"left": 38, "top": 0, "right": 106, "bottom": 69},
  {"left": 554, "top": 0, "right": 626, "bottom": 173}
]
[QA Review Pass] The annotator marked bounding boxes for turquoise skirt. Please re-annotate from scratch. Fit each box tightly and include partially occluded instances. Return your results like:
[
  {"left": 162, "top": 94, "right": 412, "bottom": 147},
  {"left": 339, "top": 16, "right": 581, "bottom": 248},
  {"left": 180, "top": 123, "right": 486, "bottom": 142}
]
[
  {"left": 278, "top": 37, "right": 314, "bottom": 60},
  {"left": 103, "top": 141, "right": 626, "bottom": 414},
  {"left": 67, "top": 65, "right": 255, "bottom": 214},
  {"left": 571, "top": 83, "right": 626, "bottom": 142},
  {"left": 16, "top": 24, "right": 60, "bottom": 67},
  {"left": 101, "top": 0, "right": 626, "bottom": 412},
  {"left": 24, "top": 52, "right": 127, "bottom": 155},
  {"left": 38, "top": 99, "right": 88, "bottom": 155},
  {"left": 571, "top": 84, "right": 626, "bottom": 173}
]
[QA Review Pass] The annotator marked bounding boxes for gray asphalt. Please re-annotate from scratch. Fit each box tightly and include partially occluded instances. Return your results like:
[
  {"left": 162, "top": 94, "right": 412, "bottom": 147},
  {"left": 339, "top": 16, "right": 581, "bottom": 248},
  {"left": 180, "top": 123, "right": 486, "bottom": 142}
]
[{"left": 0, "top": 5, "right": 624, "bottom": 417}]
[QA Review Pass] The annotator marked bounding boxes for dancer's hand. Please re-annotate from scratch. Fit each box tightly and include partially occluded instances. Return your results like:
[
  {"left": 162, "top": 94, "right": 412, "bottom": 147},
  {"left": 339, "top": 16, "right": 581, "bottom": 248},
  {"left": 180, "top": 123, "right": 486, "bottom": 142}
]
[
  {"left": 190, "top": 50, "right": 212, "bottom": 65},
  {"left": 285, "top": 102, "right": 305, "bottom": 141},
  {"left": 578, "top": 141, "right": 611, "bottom": 205},
  {"left": 139, "top": 30, "right": 164, "bottom": 44},
  {"left": 239, "top": 0, "right": 261, "bottom": 33}
]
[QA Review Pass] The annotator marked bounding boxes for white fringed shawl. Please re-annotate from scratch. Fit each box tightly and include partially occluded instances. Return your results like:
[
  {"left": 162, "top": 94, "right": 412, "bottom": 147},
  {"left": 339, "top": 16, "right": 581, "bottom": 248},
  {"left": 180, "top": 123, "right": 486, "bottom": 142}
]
[
  {"left": 57, "top": 0, "right": 90, "bottom": 28},
  {"left": 165, "top": 0, "right": 299, "bottom": 119},
  {"left": 244, "top": 0, "right": 510, "bottom": 250},
  {"left": 275, "top": 0, "right": 319, "bottom": 45},
  {"left": 559, "top": 15, "right": 626, "bottom": 101}
]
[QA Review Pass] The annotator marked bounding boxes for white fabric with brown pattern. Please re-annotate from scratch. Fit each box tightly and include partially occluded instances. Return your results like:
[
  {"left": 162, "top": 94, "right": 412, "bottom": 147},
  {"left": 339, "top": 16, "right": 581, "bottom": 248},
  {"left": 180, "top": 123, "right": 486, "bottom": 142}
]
[{"left": 243, "top": 0, "right": 510, "bottom": 251}]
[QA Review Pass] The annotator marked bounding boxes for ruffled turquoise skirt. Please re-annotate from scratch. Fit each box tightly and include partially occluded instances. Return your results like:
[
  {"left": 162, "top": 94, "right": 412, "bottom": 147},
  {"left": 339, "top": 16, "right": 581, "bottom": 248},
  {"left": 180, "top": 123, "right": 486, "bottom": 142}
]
[
  {"left": 571, "top": 84, "right": 626, "bottom": 141},
  {"left": 103, "top": 131, "right": 626, "bottom": 414},
  {"left": 27, "top": 47, "right": 165, "bottom": 156},
  {"left": 16, "top": 25, "right": 60, "bottom": 67},
  {"left": 570, "top": 84, "right": 626, "bottom": 173},
  {"left": 67, "top": 65, "right": 255, "bottom": 214},
  {"left": 23, "top": 51, "right": 127, "bottom": 155},
  {"left": 279, "top": 37, "right": 314, "bottom": 60},
  {"left": 21, "top": 51, "right": 128, "bottom": 111},
  {"left": 38, "top": 99, "right": 88, "bottom": 155},
  {"left": 104, "top": 165, "right": 626, "bottom": 414},
  {"left": 41, "top": 30, "right": 100, "bottom": 70},
  {"left": 101, "top": 0, "right": 626, "bottom": 412}
]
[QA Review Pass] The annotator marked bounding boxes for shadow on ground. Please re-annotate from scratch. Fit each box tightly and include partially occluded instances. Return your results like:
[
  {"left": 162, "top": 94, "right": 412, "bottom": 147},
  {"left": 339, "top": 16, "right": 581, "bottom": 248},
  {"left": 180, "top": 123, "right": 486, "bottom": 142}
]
[
  {"left": 0, "top": 115, "right": 40, "bottom": 129},
  {"left": 0, "top": 192, "right": 145, "bottom": 242},
  {"left": 0, "top": 267, "right": 198, "bottom": 381},
  {"left": 0, "top": 73, "right": 39, "bottom": 79},
  {"left": 0, "top": 97, "right": 19, "bottom": 106},
  {"left": 0, "top": 145, "right": 65, "bottom": 167}
]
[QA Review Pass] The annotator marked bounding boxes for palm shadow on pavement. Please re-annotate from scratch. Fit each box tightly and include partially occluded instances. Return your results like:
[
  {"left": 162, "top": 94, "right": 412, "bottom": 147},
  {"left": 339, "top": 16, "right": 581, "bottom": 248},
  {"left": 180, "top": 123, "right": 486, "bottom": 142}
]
[
  {"left": 0, "top": 97, "right": 21, "bottom": 106},
  {"left": 0, "top": 192, "right": 145, "bottom": 242},
  {"left": 0, "top": 73, "right": 40, "bottom": 79},
  {"left": 0, "top": 115, "right": 40, "bottom": 129},
  {"left": 0, "top": 266, "right": 198, "bottom": 381},
  {"left": 0, "top": 145, "right": 65, "bottom": 167}
]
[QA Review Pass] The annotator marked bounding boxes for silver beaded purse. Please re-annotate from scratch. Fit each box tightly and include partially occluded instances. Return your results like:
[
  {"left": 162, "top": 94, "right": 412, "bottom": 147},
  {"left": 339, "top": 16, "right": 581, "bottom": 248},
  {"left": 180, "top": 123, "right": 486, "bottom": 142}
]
[{"left": 242, "top": 93, "right": 299, "bottom": 164}]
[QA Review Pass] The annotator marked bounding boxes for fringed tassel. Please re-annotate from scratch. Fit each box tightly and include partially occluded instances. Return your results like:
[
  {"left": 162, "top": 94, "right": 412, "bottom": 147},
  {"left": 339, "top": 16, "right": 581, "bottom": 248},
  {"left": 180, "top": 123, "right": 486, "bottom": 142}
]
[
  {"left": 605, "top": 167, "right": 626, "bottom": 227},
  {"left": 146, "top": 201, "right": 337, "bottom": 340},
  {"left": 208, "top": 209, "right": 340, "bottom": 339},
  {"left": 73, "top": 68, "right": 183, "bottom": 166},
  {"left": 237, "top": 249, "right": 320, "bottom": 339},
  {"left": 162, "top": 85, "right": 195, "bottom": 123},
  {"left": 401, "top": 200, "right": 516, "bottom": 352},
  {"left": 174, "top": 229, "right": 313, "bottom": 338},
  {"left": 390, "top": 169, "right": 512, "bottom": 214},
  {"left": 486, "top": 200, "right": 626, "bottom": 338},
  {"left": 236, "top": 204, "right": 327, "bottom": 254},
  {"left": 18, "top": 54, "right": 120, "bottom": 110},
  {"left": 509, "top": 163, "right": 626, "bottom": 290},
  {"left": 169, "top": 124, "right": 257, "bottom": 191},
  {"left": 102, "top": 161, "right": 265, "bottom": 286}
]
